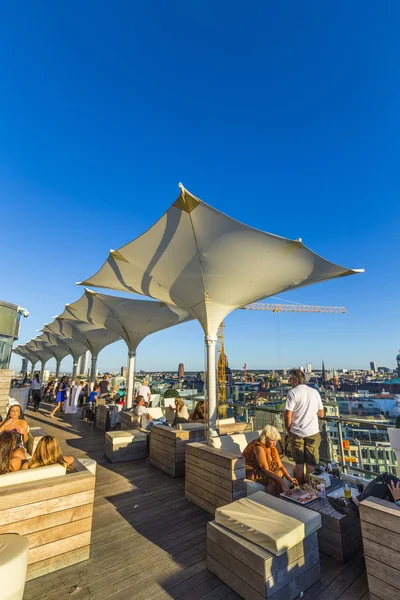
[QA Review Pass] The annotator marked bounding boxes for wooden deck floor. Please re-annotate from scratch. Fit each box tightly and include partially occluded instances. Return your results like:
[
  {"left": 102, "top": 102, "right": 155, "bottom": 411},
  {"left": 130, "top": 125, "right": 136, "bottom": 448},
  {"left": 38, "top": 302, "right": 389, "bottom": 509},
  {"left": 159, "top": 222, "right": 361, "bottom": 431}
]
[{"left": 23, "top": 404, "right": 370, "bottom": 600}]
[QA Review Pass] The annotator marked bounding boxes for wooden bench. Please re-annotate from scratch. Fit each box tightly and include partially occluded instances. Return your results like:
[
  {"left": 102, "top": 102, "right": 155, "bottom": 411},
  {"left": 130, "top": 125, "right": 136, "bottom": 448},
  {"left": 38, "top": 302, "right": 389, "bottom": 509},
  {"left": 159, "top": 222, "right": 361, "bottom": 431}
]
[
  {"left": 27, "top": 427, "right": 48, "bottom": 455},
  {"left": 185, "top": 442, "right": 246, "bottom": 514},
  {"left": 149, "top": 425, "right": 206, "bottom": 478},
  {"left": 359, "top": 496, "right": 400, "bottom": 600},
  {"left": 105, "top": 430, "right": 148, "bottom": 463},
  {"left": 0, "top": 459, "right": 95, "bottom": 581},
  {"left": 208, "top": 522, "right": 320, "bottom": 600}
]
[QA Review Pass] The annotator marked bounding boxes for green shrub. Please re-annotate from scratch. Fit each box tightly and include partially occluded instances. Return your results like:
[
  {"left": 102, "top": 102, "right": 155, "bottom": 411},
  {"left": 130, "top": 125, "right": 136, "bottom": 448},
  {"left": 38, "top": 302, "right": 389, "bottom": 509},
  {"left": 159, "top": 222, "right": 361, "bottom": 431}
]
[
  {"left": 396, "top": 416, "right": 400, "bottom": 429},
  {"left": 164, "top": 388, "right": 179, "bottom": 399}
]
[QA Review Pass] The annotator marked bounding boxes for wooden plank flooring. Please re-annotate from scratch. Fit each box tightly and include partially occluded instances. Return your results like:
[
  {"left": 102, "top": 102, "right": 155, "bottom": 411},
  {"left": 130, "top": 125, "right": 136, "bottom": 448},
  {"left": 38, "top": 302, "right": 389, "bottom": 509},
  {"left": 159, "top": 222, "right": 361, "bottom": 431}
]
[{"left": 22, "top": 403, "right": 370, "bottom": 600}]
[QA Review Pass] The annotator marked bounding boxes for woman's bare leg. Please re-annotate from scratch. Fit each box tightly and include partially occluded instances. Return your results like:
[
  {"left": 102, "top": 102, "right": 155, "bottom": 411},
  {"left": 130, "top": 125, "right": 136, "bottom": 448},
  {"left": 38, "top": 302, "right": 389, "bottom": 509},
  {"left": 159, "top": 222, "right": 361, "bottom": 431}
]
[{"left": 50, "top": 403, "right": 61, "bottom": 417}]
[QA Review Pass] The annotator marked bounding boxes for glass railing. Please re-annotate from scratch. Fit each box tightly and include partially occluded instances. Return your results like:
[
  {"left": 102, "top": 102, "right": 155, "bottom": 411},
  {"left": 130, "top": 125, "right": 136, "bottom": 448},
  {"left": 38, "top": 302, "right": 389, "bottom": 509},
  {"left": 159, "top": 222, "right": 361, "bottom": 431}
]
[{"left": 219, "top": 401, "right": 399, "bottom": 480}]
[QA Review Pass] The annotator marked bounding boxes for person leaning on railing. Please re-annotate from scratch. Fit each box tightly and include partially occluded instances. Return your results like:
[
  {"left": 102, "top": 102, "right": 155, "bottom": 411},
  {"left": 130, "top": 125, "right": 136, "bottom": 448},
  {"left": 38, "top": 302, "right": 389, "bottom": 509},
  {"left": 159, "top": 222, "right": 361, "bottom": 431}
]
[{"left": 242, "top": 425, "right": 298, "bottom": 496}]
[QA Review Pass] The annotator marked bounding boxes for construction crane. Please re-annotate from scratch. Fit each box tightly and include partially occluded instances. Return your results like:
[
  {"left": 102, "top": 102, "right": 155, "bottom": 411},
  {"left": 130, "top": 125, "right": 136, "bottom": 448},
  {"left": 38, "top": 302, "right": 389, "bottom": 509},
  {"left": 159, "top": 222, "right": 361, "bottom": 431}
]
[
  {"left": 217, "top": 303, "right": 346, "bottom": 414},
  {"left": 243, "top": 303, "right": 346, "bottom": 314}
]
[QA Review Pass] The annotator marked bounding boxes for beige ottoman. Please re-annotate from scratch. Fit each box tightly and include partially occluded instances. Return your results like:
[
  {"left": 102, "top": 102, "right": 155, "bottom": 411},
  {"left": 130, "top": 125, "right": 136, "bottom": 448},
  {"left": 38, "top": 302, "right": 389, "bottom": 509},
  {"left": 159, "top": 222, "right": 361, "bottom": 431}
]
[
  {"left": 105, "top": 430, "right": 147, "bottom": 463},
  {"left": 0, "top": 534, "right": 29, "bottom": 600},
  {"left": 207, "top": 491, "right": 321, "bottom": 600}
]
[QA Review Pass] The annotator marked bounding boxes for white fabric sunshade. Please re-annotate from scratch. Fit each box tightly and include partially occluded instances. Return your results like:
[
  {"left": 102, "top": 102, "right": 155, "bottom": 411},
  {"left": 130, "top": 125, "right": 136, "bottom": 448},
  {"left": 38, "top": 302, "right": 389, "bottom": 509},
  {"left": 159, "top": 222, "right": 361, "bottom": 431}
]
[
  {"left": 60, "top": 289, "right": 193, "bottom": 353},
  {"left": 13, "top": 345, "right": 40, "bottom": 366},
  {"left": 31, "top": 335, "right": 70, "bottom": 363},
  {"left": 79, "top": 185, "right": 363, "bottom": 336},
  {"left": 41, "top": 322, "right": 96, "bottom": 360}
]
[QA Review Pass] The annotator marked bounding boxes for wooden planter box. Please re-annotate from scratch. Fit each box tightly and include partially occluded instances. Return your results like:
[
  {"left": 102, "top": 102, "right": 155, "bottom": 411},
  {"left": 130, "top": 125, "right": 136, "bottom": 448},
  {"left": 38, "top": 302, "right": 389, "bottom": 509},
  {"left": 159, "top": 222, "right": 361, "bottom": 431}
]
[
  {"left": 0, "top": 460, "right": 95, "bottom": 581},
  {"left": 185, "top": 442, "right": 246, "bottom": 514},
  {"left": 359, "top": 496, "right": 400, "bottom": 600},
  {"left": 105, "top": 430, "right": 148, "bottom": 463},
  {"left": 207, "top": 521, "right": 320, "bottom": 600},
  {"left": 149, "top": 425, "right": 206, "bottom": 478}
]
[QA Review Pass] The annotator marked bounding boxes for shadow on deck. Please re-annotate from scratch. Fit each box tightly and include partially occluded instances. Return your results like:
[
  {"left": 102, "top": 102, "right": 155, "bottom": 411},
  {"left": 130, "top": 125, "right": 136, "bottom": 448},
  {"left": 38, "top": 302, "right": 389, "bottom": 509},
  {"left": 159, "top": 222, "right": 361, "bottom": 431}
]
[{"left": 22, "top": 404, "right": 369, "bottom": 600}]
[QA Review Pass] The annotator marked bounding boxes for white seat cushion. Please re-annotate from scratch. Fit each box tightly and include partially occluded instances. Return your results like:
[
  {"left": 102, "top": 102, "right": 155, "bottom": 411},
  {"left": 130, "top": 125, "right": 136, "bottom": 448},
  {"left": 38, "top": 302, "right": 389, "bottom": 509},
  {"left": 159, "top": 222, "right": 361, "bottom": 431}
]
[
  {"left": 209, "top": 431, "right": 260, "bottom": 453},
  {"left": 218, "top": 417, "right": 235, "bottom": 426},
  {"left": 245, "top": 480, "right": 265, "bottom": 496},
  {"left": 76, "top": 458, "right": 97, "bottom": 475},
  {"left": 106, "top": 431, "right": 147, "bottom": 444},
  {"left": 215, "top": 491, "right": 321, "bottom": 556},
  {"left": 0, "top": 464, "right": 66, "bottom": 488}
]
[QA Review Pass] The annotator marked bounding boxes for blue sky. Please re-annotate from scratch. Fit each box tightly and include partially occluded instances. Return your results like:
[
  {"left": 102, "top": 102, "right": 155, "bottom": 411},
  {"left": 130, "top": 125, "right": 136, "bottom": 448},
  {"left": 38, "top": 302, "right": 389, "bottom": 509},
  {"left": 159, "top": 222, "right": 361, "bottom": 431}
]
[{"left": 1, "top": 2, "right": 399, "bottom": 373}]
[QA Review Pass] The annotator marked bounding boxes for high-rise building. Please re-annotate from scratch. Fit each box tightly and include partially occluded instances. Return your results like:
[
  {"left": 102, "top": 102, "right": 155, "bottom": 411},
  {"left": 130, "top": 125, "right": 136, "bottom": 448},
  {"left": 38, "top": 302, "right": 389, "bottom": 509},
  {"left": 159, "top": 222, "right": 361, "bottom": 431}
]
[
  {"left": 21, "top": 358, "right": 28, "bottom": 374},
  {"left": 306, "top": 363, "right": 312, "bottom": 374},
  {"left": 397, "top": 351, "right": 400, "bottom": 377},
  {"left": 178, "top": 363, "right": 184, "bottom": 378},
  {"left": 121, "top": 366, "right": 127, "bottom": 378},
  {"left": 370, "top": 361, "right": 377, "bottom": 373}
]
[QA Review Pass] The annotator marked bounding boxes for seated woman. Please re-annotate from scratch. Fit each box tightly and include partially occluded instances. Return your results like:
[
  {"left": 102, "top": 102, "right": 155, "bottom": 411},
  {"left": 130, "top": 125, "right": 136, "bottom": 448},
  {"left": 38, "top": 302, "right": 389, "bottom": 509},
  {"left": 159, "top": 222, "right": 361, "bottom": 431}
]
[
  {"left": 242, "top": 425, "right": 298, "bottom": 496},
  {"left": 23, "top": 435, "right": 74, "bottom": 469},
  {"left": 0, "top": 431, "right": 26, "bottom": 473},
  {"left": 190, "top": 400, "right": 205, "bottom": 423},
  {"left": 0, "top": 405, "right": 29, "bottom": 445},
  {"left": 170, "top": 397, "right": 190, "bottom": 427}
]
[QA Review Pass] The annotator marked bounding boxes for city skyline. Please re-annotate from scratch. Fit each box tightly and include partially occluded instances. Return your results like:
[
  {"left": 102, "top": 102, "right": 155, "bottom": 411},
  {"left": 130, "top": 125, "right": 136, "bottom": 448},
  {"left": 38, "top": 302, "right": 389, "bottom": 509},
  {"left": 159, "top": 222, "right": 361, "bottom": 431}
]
[{"left": 2, "top": 3, "right": 400, "bottom": 373}]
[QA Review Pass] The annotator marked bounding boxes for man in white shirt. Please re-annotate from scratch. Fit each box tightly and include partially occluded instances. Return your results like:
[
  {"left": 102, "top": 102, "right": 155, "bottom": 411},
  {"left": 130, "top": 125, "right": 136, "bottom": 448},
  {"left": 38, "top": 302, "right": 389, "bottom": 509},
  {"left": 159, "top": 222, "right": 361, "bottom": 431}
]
[
  {"left": 134, "top": 396, "right": 166, "bottom": 430},
  {"left": 285, "top": 369, "right": 324, "bottom": 484},
  {"left": 135, "top": 379, "right": 151, "bottom": 406}
]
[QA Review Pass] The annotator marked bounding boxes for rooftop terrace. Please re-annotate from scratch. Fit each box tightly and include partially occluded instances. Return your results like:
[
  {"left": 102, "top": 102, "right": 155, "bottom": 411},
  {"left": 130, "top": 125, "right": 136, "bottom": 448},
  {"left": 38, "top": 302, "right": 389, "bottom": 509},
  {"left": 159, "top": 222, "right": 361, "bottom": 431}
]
[{"left": 23, "top": 403, "right": 370, "bottom": 600}]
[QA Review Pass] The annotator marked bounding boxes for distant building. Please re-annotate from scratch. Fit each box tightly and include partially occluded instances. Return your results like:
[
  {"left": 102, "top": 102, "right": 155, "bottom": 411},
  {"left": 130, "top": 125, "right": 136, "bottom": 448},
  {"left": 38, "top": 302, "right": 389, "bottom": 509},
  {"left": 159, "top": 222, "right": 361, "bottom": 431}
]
[
  {"left": 306, "top": 363, "right": 312, "bottom": 374},
  {"left": 370, "top": 361, "right": 377, "bottom": 373},
  {"left": 121, "top": 366, "right": 127, "bottom": 377},
  {"left": 21, "top": 358, "right": 28, "bottom": 374},
  {"left": 397, "top": 351, "right": 400, "bottom": 377},
  {"left": 178, "top": 363, "right": 184, "bottom": 378}
]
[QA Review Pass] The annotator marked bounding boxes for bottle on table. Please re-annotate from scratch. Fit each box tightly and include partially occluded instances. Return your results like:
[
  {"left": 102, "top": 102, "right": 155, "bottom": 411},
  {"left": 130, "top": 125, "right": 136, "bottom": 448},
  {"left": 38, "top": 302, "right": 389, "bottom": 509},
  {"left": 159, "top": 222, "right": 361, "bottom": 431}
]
[{"left": 343, "top": 482, "right": 352, "bottom": 500}]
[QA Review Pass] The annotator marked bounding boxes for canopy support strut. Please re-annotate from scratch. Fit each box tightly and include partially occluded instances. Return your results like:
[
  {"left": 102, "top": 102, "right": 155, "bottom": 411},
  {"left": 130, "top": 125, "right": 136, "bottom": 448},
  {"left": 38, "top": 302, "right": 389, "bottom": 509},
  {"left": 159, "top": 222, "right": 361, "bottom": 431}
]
[
  {"left": 126, "top": 351, "right": 136, "bottom": 409},
  {"left": 205, "top": 334, "right": 218, "bottom": 439}
]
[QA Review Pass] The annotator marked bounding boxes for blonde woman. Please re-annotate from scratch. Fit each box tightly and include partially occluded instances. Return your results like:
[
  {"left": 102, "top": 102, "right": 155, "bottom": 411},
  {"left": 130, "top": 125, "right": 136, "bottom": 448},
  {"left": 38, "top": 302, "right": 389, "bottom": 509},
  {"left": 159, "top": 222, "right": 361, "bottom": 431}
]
[
  {"left": 23, "top": 435, "right": 74, "bottom": 469},
  {"left": 170, "top": 397, "right": 190, "bottom": 427},
  {"left": 242, "top": 425, "right": 298, "bottom": 496}
]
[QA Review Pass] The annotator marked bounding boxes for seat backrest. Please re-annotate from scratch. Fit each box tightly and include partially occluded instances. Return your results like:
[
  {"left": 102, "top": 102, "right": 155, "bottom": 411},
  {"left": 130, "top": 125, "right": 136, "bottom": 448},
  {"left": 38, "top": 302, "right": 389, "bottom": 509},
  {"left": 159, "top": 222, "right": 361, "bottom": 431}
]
[
  {"left": 209, "top": 430, "right": 260, "bottom": 454},
  {"left": 0, "top": 463, "right": 66, "bottom": 488},
  {"left": 140, "top": 407, "right": 164, "bottom": 429},
  {"left": 218, "top": 417, "right": 235, "bottom": 426}
]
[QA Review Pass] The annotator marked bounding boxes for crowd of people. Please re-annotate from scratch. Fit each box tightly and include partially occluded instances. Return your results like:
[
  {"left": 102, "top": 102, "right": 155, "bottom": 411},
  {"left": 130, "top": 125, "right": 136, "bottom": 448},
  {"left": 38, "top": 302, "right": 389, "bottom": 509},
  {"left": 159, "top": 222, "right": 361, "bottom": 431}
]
[{"left": 5, "top": 367, "right": 400, "bottom": 514}]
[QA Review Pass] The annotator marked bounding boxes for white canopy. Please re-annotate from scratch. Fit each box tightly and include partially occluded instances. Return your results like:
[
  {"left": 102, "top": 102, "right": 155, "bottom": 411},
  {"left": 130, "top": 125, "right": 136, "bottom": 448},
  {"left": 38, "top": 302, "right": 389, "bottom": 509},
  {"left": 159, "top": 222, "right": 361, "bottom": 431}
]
[
  {"left": 62, "top": 289, "right": 193, "bottom": 353},
  {"left": 79, "top": 184, "right": 363, "bottom": 436},
  {"left": 41, "top": 328, "right": 89, "bottom": 361},
  {"left": 13, "top": 345, "right": 40, "bottom": 367},
  {"left": 33, "top": 334, "right": 71, "bottom": 364},
  {"left": 79, "top": 184, "right": 362, "bottom": 336},
  {"left": 41, "top": 319, "right": 119, "bottom": 360},
  {"left": 58, "top": 289, "right": 192, "bottom": 402}
]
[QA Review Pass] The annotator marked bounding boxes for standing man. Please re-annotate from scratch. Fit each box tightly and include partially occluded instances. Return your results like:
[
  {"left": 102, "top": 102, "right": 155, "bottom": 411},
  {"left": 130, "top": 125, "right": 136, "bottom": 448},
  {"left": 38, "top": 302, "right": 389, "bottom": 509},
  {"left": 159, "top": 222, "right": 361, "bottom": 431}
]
[
  {"left": 135, "top": 379, "right": 151, "bottom": 406},
  {"left": 285, "top": 369, "right": 324, "bottom": 485}
]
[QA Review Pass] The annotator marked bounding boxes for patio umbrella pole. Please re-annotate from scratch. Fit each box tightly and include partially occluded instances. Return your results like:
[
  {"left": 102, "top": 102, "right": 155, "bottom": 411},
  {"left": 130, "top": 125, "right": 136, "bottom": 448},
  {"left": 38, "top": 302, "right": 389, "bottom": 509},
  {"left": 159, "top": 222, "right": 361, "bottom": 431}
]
[
  {"left": 205, "top": 334, "right": 218, "bottom": 439},
  {"left": 40, "top": 360, "right": 45, "bottom": 382},
  {"left": 126, "top": 350, "right": 136, "bottom": 409}
]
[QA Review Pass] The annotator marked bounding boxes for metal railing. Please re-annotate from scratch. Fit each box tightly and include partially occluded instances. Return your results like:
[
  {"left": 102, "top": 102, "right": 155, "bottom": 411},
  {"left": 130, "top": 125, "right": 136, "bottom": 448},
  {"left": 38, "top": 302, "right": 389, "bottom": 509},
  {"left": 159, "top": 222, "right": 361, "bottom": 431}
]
[{"left": 219, "top": 401, "right": 398, "bottom": 479}]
